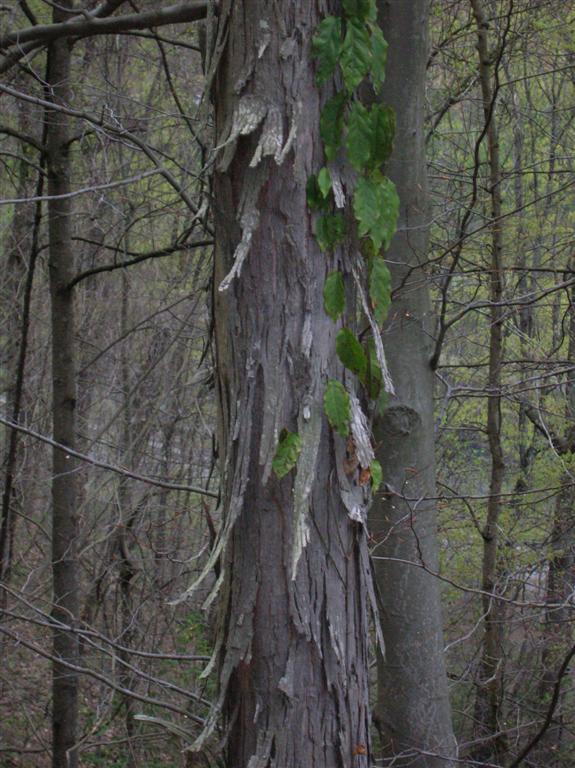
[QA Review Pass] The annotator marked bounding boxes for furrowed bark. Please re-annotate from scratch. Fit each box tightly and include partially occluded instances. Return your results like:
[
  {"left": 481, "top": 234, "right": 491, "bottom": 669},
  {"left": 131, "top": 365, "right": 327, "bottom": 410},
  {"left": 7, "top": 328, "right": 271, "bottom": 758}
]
[
  {"left": 369, "top": 2, "right": 456, "bottom": 765},
  {"left": 208, "top": 2, "right": 373, "bottom": 766},
  {"left": 470, "top": 1, "right": 507, "bottom": 763},
  {"left": 46, "top": 5, "right": 80, "bottom": 765}
]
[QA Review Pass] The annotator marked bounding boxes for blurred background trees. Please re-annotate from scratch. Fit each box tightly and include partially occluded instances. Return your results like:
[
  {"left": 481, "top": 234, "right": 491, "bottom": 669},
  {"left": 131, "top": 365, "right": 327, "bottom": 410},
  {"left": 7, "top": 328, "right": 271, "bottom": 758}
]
[{"left": 0, "top": 0, "right": 574, "bottom": 766}]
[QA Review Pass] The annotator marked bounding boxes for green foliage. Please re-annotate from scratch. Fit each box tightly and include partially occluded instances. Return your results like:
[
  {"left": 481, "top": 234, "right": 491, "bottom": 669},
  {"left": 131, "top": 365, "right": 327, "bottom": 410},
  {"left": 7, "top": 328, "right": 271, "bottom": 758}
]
[
  {"left": 342, "top": 0, "right": 377, "bottom": 22},
  {"left": 369, "top": 104, "right": 396, "bottom": 167},
  {"left": 310, "top": 1, "right": 397, "bottom": 447},
  {"left": 317, "top": 167, "right": 332, "bottom": 198},
  {"left": 369, "top": 256, "right": 392, "bottom": 324},
  {"left": 340, "top": 19, "right": 372, "bottom": 92},
  {"left": 312, "top": 16, "right": 343, "bottom": 85},
  {"left": 370, "top": 459, "right": 383, "bottom": 492},
  {"left": 306, "top": 174, "right": 330, "bottom": 211},
  {"left": 323, "top": 271, "right": 346, "bottom": 321},
  {"left": 272, "top": 430, "right": 302, "bottom": 479},
  {"left": 345, "top": 102, "right": 373, "bottom": 170},
  {"left": 316, "top": 213, "right": 346, "bottom": 252},
  {"left": 369, "top": 25, "right": 388, "bottom": 91},
  {"left": 336, "top": 327, "right": 368, "bottom": 380},
  {"left": 353, "top": 174, "right": 399, "bottom": 251},
  {"left": 365, "top": 340, "right": 383, "bottom": 399},
  {"left": 346, "top": 102, "right": 395, "bottom": 172},
  {"left": 320, "top": 92, "right": 346, "bottom": 161},
  {"left": 324, "top": 380, "right": 351, "bottom": 437}
]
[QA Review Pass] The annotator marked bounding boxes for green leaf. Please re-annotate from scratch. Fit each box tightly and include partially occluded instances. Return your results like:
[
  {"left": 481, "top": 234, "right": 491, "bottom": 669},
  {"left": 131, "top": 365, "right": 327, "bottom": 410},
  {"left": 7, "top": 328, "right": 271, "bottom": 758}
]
[
  {"left": 316, "top": 213, "right": 346, "bottom": 252},
  {"left": 312, "top": 16, "right": 343, "bottom": 85},
  {"left": 353, "top": 177, "right": 381, "bottom": 241},
  {"left": 369, "top": 256, "right": 392, "bottom": 325},
  {"left": 320, "top": 92, "right": 346, "bottom": 161},
  {"left": 336, "top": 327, "right": 368, "bottom": 380},
  {"left": 346, "top": 101, "right": 373, "bottom": 171},
  {"left": 323, "top": 271, "right": 346, "bottom": 322},
  {"left": 340, "top": 19, "right": 372, "bottom": 92},
  {"left": 370, "top": 25, "right": 388, "bottom": 91},
  {"left": 377, "top": 389, "right": 389, "bottom": 416},
  {"left": 353, "top": 174, "right": 399, "bottom": 251},
  {"left": 370, "top": 459, "right": 383, "bottom": 492},
  {"left": 342, "top": 0, "right": 376, "bottom": 21},
  {"left": 318, "top": 167, "right": 332, "bottom": 198},
  {"left": 345, "top": 102, "right": 395, "bottom": 172},
  {"left": 272, "top": 430, "right": 302, "bottom": 479},
  {"left": 360, "top": 238, "right": 378, "bottom": 260},
  {"left": 324, "top": 380, "right": 351, "bottom": 438},
  {"left": 370, "top": 104, "right": 395, "bottom": 168},
  {"left": 307, "top": 175, "right": 331, "bottom": 211}
]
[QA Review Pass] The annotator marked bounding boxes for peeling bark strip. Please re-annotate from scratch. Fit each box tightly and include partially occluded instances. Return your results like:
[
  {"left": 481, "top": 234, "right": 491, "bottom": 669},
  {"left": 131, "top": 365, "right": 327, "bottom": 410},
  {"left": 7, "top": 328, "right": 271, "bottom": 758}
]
[{"left": 208, "top": 1, "right": 372, "bottom": 766}]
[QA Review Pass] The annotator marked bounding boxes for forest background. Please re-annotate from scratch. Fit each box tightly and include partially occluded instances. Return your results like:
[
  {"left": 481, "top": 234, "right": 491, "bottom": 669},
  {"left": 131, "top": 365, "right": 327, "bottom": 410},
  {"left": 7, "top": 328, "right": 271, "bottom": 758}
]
[{"left": 0, "top": 0, "right": 574, "bottom": 767}]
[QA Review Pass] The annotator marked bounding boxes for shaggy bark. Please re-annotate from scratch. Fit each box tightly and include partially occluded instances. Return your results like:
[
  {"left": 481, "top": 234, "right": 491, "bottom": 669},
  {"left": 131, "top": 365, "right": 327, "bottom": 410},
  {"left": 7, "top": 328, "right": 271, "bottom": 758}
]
[
  {"left": 205, "top": 2, "right": 374, "bottom": 766},
  {"left": 369, "top": 2, "right": 456, "bottom": 765}
]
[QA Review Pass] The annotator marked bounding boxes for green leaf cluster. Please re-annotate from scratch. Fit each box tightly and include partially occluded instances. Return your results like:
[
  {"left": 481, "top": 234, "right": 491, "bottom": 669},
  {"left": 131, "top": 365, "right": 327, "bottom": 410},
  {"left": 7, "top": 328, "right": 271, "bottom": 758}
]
[
  {"left": 369, "top": 256, "right": 392, "bottom": 325},
  {"left": 336, "top": 327, "right": 368, "bottom": 380},
  {"left": 323, "top": 271, "right": 345, "bottom": 321},
  {"left": 309, "top": 0, "right": 399, "bottom": 456},
  {"left": 324, "top": 380, "right": 351, "bottom": 437},
  {"left": 346, "top": 102, "right": 395, "bottom": 172},
  {"left": 312, "top": 1, "right": 388, "bottom": 94},
  {"left": 353, "top": 174, "right": 399, "bottom": 251},
  {"left": 316, "top": 213, "right": 346, "bottom": 252},
  {"left": 272, "top": 430, "right": 302, "bottom": 479}
]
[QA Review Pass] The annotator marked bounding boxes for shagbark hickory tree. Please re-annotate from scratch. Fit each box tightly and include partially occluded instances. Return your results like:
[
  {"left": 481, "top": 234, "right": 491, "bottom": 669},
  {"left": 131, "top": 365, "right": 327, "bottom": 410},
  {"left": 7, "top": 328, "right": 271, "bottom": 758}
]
[{"left": 194, "top": 0, "right": 398, "bottom": 765}]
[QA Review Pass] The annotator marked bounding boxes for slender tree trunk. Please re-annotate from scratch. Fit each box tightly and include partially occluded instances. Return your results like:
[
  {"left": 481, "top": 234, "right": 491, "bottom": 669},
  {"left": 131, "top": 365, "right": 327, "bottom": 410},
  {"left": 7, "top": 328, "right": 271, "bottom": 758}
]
[
  {"left": 535, "top": 262, "right": 575, "bottom": 766},
  {"left": 117, "top": 270, "right": 137, "bottom": 768},
  {"left": 369, "top": 2, "right": 456, "bottom": 765},
  {"left": 470, "top": 1, "right": 507, "bottom": 762},
  {"left": 210, "top": 2, "right": 373, "bottom": 766},
  {"left": 0, "top": 92, "right": 41, "bottom": 597},
  {"left": 46, "top": 8, "right": 80, "bottom": 766}
]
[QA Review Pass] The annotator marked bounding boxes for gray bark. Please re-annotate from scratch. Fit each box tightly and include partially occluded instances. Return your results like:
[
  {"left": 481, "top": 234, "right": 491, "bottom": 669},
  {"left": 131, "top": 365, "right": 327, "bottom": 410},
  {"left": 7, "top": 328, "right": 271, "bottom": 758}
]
[
  {"left": 46, "top": 7, "right": 80, "bottom": 766},
  {"left": 207, "top": 2, "right": 374, "bottom": 766},
  {"left": 369, "top": 2, "right": 456, "bottom": 766}
]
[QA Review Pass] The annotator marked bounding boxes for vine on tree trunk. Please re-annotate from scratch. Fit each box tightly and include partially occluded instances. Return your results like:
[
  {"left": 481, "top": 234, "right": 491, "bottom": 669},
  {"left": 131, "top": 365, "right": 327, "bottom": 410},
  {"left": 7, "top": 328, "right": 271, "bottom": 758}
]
[{"left": 273, "top": 0, "right": 398, "bottom": 491}]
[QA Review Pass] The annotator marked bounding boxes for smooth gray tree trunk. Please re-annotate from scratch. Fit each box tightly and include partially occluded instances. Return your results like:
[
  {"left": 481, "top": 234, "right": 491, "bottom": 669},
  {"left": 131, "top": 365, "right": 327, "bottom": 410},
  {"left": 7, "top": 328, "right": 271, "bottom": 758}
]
[
  {"left": 208, "top": 2, "right": 374, "bottom": 766},
  {"left": 369, "top": 2, "right": 457, "bottom": 766}
]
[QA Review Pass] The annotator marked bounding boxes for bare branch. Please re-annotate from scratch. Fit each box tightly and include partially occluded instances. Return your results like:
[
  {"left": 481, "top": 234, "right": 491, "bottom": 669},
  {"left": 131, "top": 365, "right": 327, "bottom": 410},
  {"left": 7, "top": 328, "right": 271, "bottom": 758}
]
[
  {"left": 0, "top": 2, "right": 209, "bottom": 50},
  {"left": 0, "top": 416, "right": 219, "bottom": 498}
]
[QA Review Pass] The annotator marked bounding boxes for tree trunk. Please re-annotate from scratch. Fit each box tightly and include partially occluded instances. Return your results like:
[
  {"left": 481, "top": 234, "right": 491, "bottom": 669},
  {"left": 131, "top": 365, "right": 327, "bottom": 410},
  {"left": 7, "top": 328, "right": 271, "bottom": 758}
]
[
  {"left": 470, "top": 1, "right": 507, "bottom": 763},
  {"left": 535, "top": 261, "right": 575, "bottom": 766},
  {"left": 208, "top": 2, "right": 373, "bottom": 766},
  {"left": 46, "top": 8, "right": 80, "bottom": 766},
  {"left": 0, "top": 89, "right": 40, "bottom": 597},
  {"left": 369, "top": 2, "right": 456, "bottom": 765}
]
